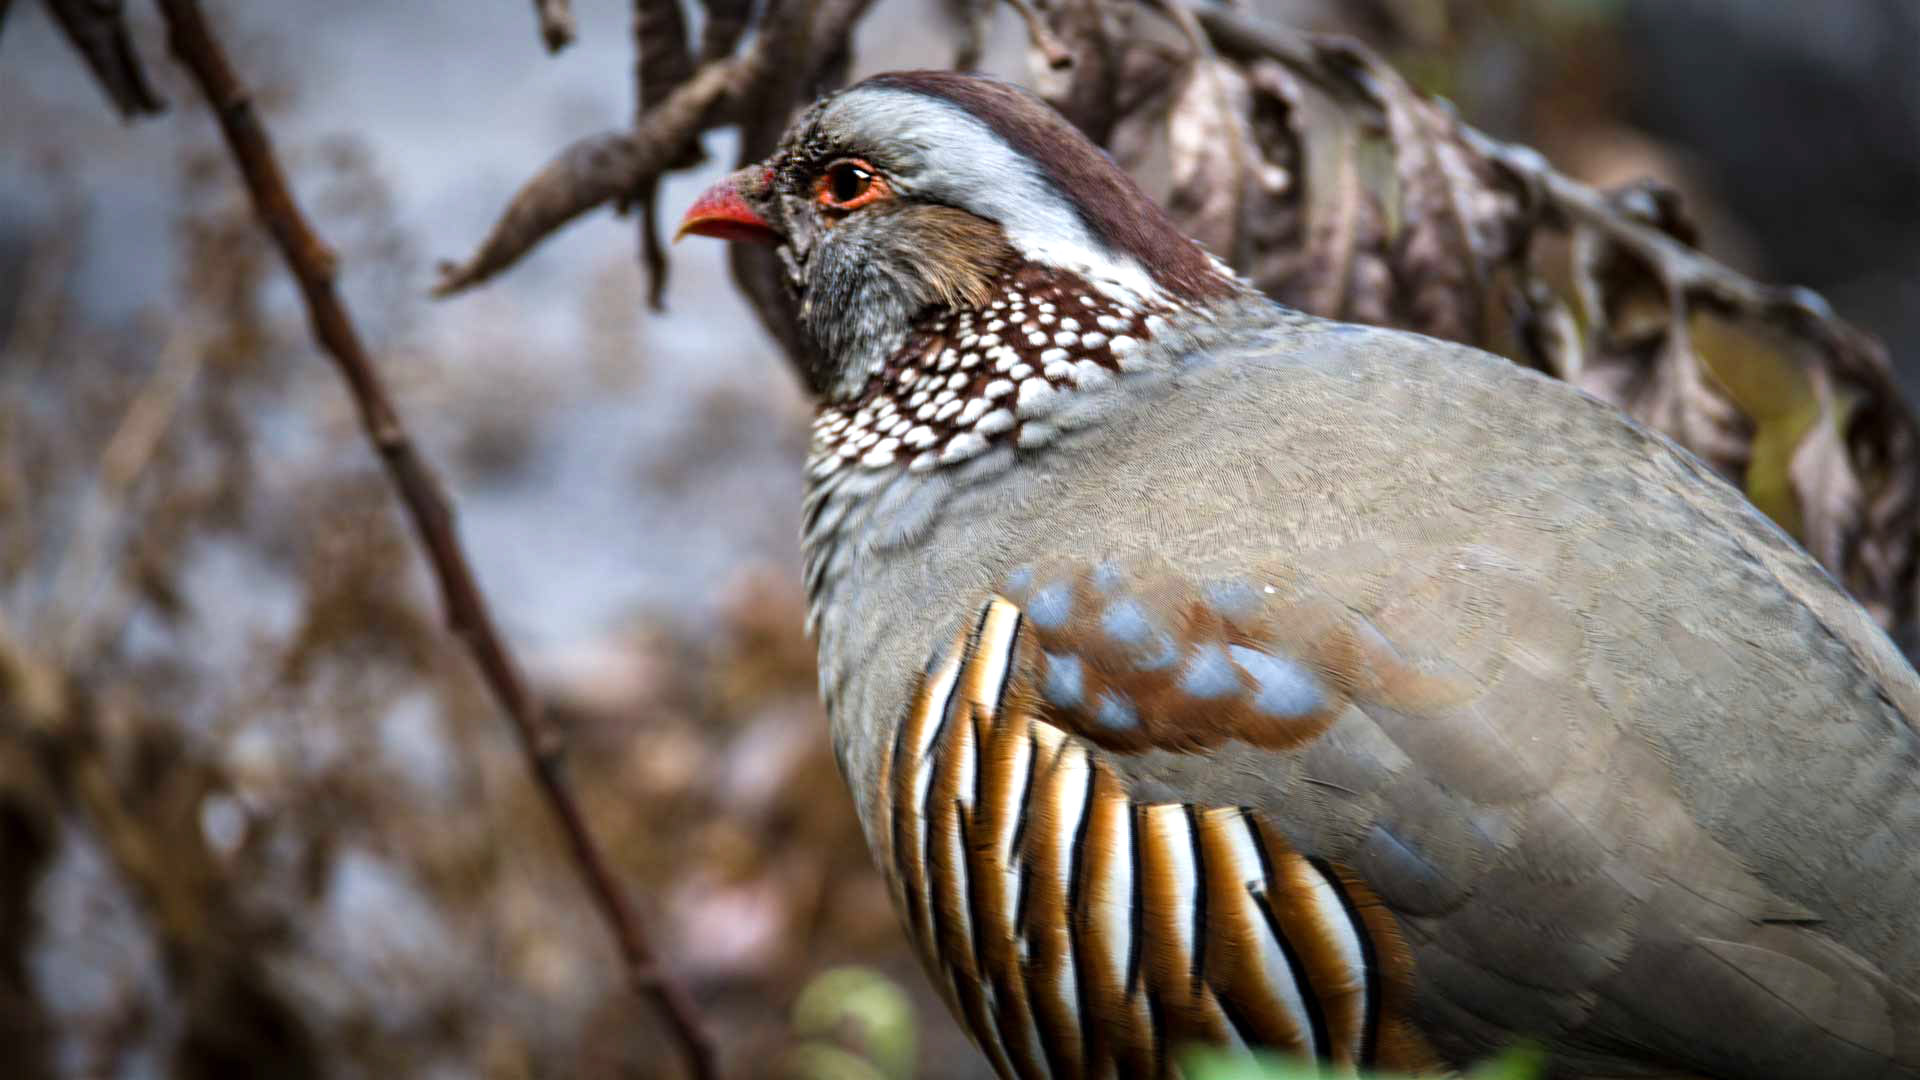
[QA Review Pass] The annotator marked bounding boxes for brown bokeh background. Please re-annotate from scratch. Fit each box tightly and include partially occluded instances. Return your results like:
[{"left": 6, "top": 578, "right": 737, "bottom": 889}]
[{"left": 2, "top": 1, "right": 1916, "bottom": 1077}]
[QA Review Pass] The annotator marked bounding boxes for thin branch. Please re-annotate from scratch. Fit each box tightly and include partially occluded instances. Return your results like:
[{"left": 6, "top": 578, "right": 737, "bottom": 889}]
[
  {"left": 697, "top": 0, "right": 751, "bottom": 64},
  {"left": 944, "top": 0, "right": 991, "bottom": 70},
  {"left": 148, "top": 3, "right": 719, "bottom": 1077},
  {"left": 0, "top": 198, "right": 84, "bottom": 376},
  {"left": 44, "top": 0, "right": 165, "bottom": 118},
  {"left": 433, "top": 56, "right": 746, "bottom": 297},
  {"left": 1045, "top": 0, "right": 1124, "bottom": 143},
  {"left": 631, "top": 0, "right": 699, "bottom": 309},
  {"left": 44, "top": 324, "right": 203, "bottom": 666},
  {"left": 438, "top": 0, "right": 876, "bottom": 304},
  {"left": 1006, "top": 0, "right": 1073, "bottom": 69},
  {"left": 531, "top": 0, "right": 575, "bottom": 53},
  {"left": 635, "top": 0, "right": 696, "bottom": 111}
]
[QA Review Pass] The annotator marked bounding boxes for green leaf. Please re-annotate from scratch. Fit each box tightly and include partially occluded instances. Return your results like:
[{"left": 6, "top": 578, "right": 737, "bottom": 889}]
[
  {"left": 1467, "top": 1045, "right": 1548, "bottom": 1080},
  {"left": 790, "top": 967, "right": 917, "bottom": 1080},
  {"left": 1177, "top": 1045, "right": 1546, "bottom": 1080}
]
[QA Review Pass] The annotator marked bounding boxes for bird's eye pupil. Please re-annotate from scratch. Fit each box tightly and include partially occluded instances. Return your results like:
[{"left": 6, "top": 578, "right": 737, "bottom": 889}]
[{"left": 830, "top": 165, "right": 870, "bottom": 204}]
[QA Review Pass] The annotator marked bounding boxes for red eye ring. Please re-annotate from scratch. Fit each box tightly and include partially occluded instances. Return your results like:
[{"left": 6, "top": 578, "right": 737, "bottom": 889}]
[{"left": 815, "top": 158, "right": 891, "bottom": 211}]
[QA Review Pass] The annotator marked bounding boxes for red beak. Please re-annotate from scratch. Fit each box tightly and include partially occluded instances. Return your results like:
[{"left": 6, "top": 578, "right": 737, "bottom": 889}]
[{"left": 675, "top": 169, "right": 777, "bottom": 244}]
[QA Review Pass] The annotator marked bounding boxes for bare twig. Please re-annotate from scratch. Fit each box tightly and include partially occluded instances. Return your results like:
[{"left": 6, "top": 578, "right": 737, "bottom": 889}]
[
  {"left": 723, "top": 0, "right": 879, "bottom": 357},
  {"left": 149, "top": 2, "right": 719, "bottom": 1076},
  {"left": 44, "top": 325, "right": 203, "bottom": 666},
  {"left": 1045, "top": 0, "right": 1122, "bottom": 142},
  {"left": 945, "top": 0, "right": 992, "bottom": 70},
  {"left": 531, "top": 0, "right": 575, "bottom": 52},
  {"left": 0, "top": 198, "right": 84, "bottom": 376},
  {"left": 697, "top": 0, "right": 751, "bottom": 63},
  {"left": 635, "top": 0, "right": 696, "bottom": 109},
  {"left": 439, "top": 0, "right": 877, "bottom": 306},
  {"left": 1006, "top": 0, "right": 1074, "bottom": 69},
  {"left": 632, "top": 0, "right": 699, "bottom": 309},
  {"left": 433, "top": 56, "right": 746, "bottom": 297},
  {"left": 44, "top": 0, "right": 165, "bottom": 117}
]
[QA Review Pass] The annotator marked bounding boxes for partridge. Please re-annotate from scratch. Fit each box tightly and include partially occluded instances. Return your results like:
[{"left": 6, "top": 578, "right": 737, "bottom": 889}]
[{"left": 678, "top": 71, "right": 1920, "bottom": 1078}]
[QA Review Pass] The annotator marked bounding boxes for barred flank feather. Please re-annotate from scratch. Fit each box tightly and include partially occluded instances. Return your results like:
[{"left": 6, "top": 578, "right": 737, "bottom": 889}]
[{"left": 882, "top": 596, "right": 1440, "bottom": 1078}]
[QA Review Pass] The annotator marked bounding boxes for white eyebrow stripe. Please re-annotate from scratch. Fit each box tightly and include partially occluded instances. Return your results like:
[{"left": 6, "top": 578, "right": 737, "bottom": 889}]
[{"left": 819, "top": 86, "right": 1161, "bottom": 304}]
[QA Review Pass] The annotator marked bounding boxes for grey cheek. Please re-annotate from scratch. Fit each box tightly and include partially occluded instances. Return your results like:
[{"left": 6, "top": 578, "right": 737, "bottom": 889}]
[{"left": 1228, "top": 644, "right": 1325, "bottom": 717}]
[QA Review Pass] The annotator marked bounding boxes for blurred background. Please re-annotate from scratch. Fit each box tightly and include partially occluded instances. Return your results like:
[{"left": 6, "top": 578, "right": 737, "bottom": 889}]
[{"left": 2, "top": 0, "right": 1916, "bottom": 1076}]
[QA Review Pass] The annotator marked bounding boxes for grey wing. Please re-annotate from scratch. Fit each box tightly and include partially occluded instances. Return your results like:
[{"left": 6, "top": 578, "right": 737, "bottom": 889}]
[
  {"left": 1239, "top": 345, "right": 1920, "bottom": 1077},
  {"left": 1025, "top": 331, "right": 1920, "bottom": 1076}
]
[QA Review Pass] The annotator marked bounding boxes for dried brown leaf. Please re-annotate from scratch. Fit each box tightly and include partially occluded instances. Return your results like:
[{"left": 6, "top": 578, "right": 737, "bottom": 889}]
[
  {"left": 1287, "top": 72, "right": 1393, "bottom": 325},
  {"left": 1789, "top": 371, "right": 1867, "bottom": 587},
  {"left": 1191, "top": 5, "right": 1920, "bottom": 647},
  {"left": 1377, "top": 78, "right": 1497, "bottom": 342},
  {"left": 1165, "top": 58, "right": 1249, "bottom": 262},
  {"left": 1235, "top": 61, "right": 1305, "bottom": 290},
  {"left": 1563, "top": 232, "right": 1752, "bottom": 478}
]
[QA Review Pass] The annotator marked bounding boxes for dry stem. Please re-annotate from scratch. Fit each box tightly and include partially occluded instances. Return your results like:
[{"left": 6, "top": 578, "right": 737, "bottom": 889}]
[
  {"left": 150, "top": 1, "right": 718, "bottom": 1076},
  {"left": 1006, "top": 0, "right": 1075, "bottom": 69},
  {"left": 532, "top": 0, "right": 575, "bottom": 52}
]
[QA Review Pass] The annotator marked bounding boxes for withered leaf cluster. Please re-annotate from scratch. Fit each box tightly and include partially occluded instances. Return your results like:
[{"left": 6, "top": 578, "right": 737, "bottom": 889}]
[
  {"left": 1180, "top": 8, "right": 1917, "bottom": 647},
  {"left": 18, "top": 1, "right": 1920, "bottom": 1076}
]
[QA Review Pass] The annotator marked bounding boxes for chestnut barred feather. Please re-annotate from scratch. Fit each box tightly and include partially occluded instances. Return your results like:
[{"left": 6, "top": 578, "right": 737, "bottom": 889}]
[{"left": 876, "top": 596, "right": 1443, "bottom": 1078}]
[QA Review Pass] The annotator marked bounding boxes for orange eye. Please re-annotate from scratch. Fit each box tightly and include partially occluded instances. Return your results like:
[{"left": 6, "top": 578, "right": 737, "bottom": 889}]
[{"left": 816, "top": 159, "right": 890, "bottom": 211}]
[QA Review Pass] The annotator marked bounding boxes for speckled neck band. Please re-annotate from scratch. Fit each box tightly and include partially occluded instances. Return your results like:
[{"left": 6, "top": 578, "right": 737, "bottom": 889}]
[{"left": 807, "top": 264, "right": 1179, "bottom": 477}]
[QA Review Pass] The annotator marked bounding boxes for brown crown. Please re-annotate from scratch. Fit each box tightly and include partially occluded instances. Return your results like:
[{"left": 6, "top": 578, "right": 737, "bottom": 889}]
[{"left": 863, "top": 71, "right": 1235, "bottom": 306}]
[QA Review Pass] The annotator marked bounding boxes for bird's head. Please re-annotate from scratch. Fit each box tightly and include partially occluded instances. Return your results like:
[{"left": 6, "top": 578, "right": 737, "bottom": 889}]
[{"left": 679, "top": 72, "right": 1240, "bottom": 407}]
